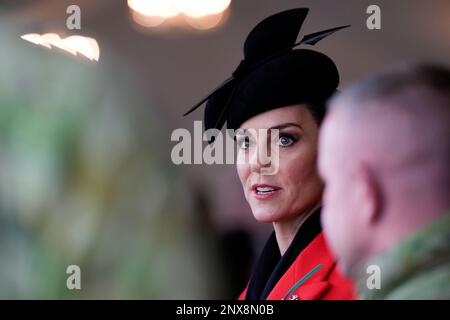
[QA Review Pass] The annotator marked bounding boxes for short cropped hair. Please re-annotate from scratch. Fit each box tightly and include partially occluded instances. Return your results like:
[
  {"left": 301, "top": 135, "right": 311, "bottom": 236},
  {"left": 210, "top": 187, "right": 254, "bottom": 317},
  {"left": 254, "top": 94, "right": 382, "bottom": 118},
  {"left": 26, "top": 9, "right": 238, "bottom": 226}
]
[{"left": 329, "top": 63, "right": 450, "bottom": 110}]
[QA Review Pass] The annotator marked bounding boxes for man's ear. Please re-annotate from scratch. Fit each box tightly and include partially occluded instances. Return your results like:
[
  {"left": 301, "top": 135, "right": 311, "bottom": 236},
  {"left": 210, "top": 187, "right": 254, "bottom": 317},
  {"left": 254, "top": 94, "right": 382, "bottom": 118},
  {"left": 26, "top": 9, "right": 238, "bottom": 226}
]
[{"left": 353, "top": 163, "right": 382, "bottom": 226}]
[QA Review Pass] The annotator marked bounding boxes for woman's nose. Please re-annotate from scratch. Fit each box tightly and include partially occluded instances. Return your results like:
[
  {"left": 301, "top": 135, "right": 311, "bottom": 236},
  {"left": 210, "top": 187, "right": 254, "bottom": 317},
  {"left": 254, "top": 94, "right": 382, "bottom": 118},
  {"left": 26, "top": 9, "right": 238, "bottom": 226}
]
[{"left": 249, "top": 142, "right": 272, "bottom": 173}]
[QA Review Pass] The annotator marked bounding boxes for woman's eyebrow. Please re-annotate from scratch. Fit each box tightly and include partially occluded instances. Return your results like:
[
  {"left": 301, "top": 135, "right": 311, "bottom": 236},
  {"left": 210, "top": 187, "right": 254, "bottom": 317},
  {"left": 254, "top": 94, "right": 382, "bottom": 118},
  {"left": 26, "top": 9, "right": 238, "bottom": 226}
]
[
  {"left": 268, "top": 123, "right": 303, "bottom": 131},
  {"left": 237, "top": 123, "right": 303, "bottom": 134}
]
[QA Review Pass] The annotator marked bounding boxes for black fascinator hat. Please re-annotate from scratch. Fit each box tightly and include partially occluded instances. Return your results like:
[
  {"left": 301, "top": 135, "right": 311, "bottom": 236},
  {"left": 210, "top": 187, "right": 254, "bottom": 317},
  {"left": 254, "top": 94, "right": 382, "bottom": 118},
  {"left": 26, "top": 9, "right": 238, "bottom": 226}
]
[{"left": 184, "top": 8, "right": 349, "bottom": 140}]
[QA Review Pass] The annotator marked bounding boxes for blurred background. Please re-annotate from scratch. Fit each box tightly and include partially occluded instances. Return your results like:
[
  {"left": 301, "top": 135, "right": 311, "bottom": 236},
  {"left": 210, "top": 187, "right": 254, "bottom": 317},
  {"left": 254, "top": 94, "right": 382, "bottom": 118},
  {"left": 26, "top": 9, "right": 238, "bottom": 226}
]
[{"left": 0, "top": 0, "right": 449, "bottom": 299}]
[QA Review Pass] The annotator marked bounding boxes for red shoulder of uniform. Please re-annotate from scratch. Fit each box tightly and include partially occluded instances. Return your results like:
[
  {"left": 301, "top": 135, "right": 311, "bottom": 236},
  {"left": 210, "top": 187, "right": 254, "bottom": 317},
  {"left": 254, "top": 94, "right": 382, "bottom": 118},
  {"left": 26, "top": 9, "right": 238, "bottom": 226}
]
[
  {"left": 238, "top": 232, "right": 356, "bottom": 300},
  {"left": 268, "top": 232, "right": 355, "bottom": 300}
]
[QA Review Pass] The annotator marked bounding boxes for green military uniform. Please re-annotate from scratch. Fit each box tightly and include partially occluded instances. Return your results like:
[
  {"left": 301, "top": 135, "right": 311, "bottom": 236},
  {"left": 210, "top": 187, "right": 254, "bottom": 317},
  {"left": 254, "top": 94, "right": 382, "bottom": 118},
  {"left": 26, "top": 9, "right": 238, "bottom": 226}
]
[{"left": 352, "top": 212, "right": 450, "bottom": 299}]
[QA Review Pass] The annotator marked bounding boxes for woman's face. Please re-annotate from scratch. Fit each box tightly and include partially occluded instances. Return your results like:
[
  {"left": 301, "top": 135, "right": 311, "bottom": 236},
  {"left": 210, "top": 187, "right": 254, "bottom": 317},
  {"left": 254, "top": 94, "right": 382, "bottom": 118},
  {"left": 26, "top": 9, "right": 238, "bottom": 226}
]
[{"left": 236, "top": 104, "right": 324, "bottom": 223}]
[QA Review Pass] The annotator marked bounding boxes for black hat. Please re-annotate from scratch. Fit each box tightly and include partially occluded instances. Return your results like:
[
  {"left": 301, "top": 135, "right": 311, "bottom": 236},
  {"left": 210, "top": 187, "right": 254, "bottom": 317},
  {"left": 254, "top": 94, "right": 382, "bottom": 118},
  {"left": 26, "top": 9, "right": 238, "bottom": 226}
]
[{"left": 184, "top": 8, "right": 349, "bottom": 138}]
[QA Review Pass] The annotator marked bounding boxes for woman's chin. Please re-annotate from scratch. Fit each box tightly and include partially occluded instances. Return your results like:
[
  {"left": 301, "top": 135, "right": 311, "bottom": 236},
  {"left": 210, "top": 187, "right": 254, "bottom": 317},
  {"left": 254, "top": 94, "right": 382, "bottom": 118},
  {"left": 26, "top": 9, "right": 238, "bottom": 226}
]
[{"left": 250, "top": 207, "right": 284, "bottom": 223}]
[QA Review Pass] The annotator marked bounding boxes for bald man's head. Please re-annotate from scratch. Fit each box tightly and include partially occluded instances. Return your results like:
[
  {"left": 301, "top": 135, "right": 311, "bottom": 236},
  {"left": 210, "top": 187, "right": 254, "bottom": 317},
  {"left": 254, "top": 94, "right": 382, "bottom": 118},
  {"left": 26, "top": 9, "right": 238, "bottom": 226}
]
[{"left": 319, "top": 63, "right": 450, "bottom": 273}]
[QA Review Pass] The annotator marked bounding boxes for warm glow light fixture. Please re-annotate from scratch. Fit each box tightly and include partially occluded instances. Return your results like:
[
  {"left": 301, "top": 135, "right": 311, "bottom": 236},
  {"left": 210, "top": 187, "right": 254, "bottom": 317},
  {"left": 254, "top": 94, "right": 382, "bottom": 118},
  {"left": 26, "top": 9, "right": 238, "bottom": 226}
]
[
  {"left": 128, "top": 0, "right": 231, "bottom": 30},
  {"left": 21, "top": 33, "right": 100, "bottom": 62}
]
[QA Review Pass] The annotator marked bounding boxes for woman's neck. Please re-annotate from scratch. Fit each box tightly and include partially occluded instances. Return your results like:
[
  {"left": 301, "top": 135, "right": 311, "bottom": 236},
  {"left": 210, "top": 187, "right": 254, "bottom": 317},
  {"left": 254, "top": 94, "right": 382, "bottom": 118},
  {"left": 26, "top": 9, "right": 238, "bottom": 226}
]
[{"left": 273, "top": 205, "right": 320, "bottom": 256}]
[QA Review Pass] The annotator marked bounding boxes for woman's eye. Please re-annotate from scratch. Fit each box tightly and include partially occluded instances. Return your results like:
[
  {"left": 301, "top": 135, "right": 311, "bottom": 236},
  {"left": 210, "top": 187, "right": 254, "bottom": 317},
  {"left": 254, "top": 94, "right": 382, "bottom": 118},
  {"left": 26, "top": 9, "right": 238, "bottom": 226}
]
[
  {"left": 237, "top": 137, "right": 251, "bottom": 150},
  {"left": 277, "top": 135, "right": 296, "bottom": 147}
]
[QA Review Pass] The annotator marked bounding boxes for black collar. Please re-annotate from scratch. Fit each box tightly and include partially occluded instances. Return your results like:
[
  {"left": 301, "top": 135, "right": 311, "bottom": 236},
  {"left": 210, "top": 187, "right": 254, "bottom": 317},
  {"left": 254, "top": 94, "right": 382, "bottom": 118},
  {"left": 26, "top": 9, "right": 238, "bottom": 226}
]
[{"left": 245, "top": 209, "right": 322, "bottom": 300}]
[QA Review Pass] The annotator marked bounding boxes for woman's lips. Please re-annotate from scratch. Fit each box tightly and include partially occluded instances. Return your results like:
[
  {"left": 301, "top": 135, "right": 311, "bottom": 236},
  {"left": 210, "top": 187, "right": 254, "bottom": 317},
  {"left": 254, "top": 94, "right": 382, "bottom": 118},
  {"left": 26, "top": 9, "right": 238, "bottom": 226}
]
[{"left": 251, "top": 184, "right": 281, "bottom": 200}]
